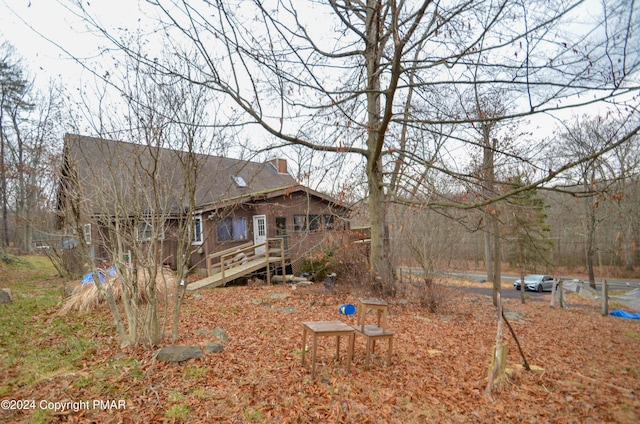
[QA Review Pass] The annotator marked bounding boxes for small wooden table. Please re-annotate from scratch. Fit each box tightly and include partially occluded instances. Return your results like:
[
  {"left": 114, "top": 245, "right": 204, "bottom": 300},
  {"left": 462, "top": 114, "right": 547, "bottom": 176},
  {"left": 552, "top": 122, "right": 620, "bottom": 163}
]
[
  {"left": 301, "top": 321, "right": 355, "bottom": 379},
  {"left": 357, "top": 298, "right": 389, "bottom": 332}
]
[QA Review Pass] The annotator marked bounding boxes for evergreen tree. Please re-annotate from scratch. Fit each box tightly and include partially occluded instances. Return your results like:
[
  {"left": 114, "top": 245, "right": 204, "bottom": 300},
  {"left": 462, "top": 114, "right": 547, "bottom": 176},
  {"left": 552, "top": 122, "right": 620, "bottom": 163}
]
[
  {"left": 505, "top": 175, "right": 553, "bottom": 303},
  {"left": 0, "top": 41, "right": 31, "bottom": 248}
]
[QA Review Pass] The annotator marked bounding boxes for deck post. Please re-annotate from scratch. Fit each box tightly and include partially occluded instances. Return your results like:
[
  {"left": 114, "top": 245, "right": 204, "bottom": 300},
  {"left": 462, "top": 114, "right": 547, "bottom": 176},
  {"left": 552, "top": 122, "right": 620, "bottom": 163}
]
[
  {"left": 280, "top": 239, "right": 285, "bottom": 281},
  {"left": 266, "top": 245, "right": 271, "bottom": 285},
  {"left": 220, "top": 257, "right": 225, "bottom": 286}
]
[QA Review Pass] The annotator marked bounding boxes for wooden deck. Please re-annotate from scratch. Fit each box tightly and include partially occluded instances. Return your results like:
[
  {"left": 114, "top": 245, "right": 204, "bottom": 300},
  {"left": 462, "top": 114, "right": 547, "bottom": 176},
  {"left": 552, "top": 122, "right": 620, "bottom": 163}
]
[{"left": 186, "top": 238, "right": 286, "bottom": 291}]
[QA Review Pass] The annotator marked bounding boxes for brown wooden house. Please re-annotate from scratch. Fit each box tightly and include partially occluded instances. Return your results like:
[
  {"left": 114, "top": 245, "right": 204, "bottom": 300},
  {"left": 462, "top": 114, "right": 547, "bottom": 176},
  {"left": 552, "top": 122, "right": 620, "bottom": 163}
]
[{"left": 56, "top": 134, "right": 351, "bottom": 284}]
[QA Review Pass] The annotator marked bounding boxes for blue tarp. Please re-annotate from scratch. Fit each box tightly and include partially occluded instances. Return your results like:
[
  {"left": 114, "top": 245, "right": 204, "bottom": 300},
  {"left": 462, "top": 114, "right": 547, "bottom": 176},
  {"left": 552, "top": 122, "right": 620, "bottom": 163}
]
[
  {"left": 610, "top": 309, "right": 640, "bottom": 320},
  {"left": 80, "top": 266, "right": 117, "bottom": 284}
]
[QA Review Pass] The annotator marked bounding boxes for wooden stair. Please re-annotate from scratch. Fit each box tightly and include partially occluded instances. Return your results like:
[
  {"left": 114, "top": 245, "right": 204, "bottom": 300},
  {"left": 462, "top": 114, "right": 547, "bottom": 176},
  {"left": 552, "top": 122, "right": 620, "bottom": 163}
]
[{"left": 187, "top": 239, "right": 285, "bottom": 291}]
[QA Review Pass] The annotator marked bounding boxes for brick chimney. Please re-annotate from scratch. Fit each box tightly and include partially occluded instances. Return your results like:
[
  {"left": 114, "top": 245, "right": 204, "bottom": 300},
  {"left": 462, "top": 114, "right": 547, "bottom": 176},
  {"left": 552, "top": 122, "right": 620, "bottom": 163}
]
[{"left": 268, "top": 158, "right": 288, "bottom": 174}]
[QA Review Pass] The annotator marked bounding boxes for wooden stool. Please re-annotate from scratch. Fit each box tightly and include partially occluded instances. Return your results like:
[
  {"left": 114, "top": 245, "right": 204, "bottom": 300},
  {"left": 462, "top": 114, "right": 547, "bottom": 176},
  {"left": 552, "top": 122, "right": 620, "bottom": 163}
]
[
  {"left": 357, "top": 297, "right": 389, "bottom": 332},
  {"left": 301, "top": 321, "right": 355, "bottom": 379},
  {"left": 356, "top": 325, "right": 394, "bottom": 370},
  {"left": 355, "top": 298, "right": 394, "bottom": 369}
]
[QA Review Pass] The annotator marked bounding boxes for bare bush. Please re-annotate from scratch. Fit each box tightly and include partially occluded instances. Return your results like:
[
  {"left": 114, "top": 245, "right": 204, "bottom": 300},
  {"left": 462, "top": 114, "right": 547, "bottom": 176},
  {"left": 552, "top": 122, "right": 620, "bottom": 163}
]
[
  {"left": 331, "top": 241, "right": 374, "bottom": 294},
  {"left": 59, "top": 266, "right": 176, "bottom": 314},
  {"left": 403, "top": 277, "right": 459, "bottom": 314}
]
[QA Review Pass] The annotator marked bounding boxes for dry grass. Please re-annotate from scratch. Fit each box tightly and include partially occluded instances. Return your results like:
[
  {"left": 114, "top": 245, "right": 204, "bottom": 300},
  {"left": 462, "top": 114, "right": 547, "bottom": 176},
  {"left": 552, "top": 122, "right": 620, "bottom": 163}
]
[{"left": 59, "top": 266, "right": 177, "bottom": 314}]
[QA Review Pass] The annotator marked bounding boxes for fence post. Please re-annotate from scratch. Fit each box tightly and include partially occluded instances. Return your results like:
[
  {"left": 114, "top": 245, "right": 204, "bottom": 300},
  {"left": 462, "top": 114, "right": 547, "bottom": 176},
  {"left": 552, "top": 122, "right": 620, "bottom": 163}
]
[{"left": 601, "top": 279, "right": 608, "bottom": 316}]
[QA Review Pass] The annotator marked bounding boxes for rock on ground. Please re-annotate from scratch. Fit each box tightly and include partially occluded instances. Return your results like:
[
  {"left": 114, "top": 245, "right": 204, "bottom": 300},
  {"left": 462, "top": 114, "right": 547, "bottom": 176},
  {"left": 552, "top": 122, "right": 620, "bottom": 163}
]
[
  {"left": 155, "top": 345, "right": 202, "bottom": 363},
  {"left": 0, "top": 289, "right": 12, "bottom": 304}
]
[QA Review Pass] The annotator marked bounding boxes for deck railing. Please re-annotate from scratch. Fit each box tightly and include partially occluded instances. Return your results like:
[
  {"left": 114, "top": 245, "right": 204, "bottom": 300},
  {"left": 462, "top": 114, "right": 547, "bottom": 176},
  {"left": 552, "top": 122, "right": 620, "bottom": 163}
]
[{"left": 205, "top": 238, "right": 285, "bottom": 285}]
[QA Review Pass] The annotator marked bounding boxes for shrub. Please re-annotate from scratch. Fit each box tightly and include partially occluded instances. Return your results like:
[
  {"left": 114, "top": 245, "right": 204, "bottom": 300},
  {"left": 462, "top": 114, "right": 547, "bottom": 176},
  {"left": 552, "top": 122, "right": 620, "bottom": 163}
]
[
  {"left": 329, "top": 240, "right": 371, "bottom": 290},
  {"left": 300, "top": 246, "right": 336, "bottom": 281},
  {"left": 416, "top": 278, "right": 454, "bottom": 313}
]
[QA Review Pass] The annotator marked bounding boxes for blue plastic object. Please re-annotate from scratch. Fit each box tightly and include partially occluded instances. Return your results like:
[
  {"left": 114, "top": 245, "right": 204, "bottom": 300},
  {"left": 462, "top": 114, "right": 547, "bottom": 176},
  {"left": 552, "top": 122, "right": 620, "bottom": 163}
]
[
  {"left": 610, "top": 309, "right": 640, "bottom": 320},
  {"left": 81, "top": 270, "right": 104, "bottom": 284},
  {"left": 80, "top": 266, "right": 117, "bottom": 284},
  {"left": 339, "top": 304, "right": 356, "bottom": 315}
]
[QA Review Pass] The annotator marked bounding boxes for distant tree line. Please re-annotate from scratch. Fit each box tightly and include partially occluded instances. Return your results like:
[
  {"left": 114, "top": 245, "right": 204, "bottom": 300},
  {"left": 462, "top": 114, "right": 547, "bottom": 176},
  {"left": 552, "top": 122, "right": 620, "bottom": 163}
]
[{"left": 0, "top": 40, "right": 66, "bottom": 254}]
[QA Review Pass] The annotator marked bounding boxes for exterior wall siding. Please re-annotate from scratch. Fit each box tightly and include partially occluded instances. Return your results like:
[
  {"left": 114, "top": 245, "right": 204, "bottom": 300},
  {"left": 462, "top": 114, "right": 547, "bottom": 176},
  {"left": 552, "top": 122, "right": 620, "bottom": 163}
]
[{"left": 189, "top": 191, "right": 350, "bottom": 271}]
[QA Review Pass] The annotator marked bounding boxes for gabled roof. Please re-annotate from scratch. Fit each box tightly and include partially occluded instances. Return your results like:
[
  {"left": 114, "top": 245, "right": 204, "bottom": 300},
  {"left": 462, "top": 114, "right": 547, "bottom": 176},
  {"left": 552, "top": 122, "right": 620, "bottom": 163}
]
[
  {"left": 208, "top": 184, "right": 350, "bottom": 213},
  {"left": 60, "top": 133, "right": 303, "bottom": 215}
]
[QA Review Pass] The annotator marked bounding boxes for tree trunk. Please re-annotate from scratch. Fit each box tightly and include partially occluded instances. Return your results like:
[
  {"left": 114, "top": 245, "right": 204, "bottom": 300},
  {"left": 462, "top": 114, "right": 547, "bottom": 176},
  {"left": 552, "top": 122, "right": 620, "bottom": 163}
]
[
  {"left": 585, "top": 197, "right": 597, "bottom": 288},
  {"left": 517, "top": 242, "right": 526, "bottom": 304},
  {"left": 492, "top": 213, "right": 502, "bottom": 306},
  {"left": 97, "top": 273, "right": 130, "bottom": 348},
  {"left": 0, "top": 123, "right": 7, "bottom": 248},
  {"left": 172, "top": 279, "right": 186, "bottom": 342},
  {"left": 485, "top": 292, "right": 504, "bottom": 398},
  {"left": 363, "top": 0, "right": 393, "bottom": 293},
  {"left": 484, "top": 229, "right": 494, "bottom": 284},
  {"left": 623, "top": 222, "right": 635, "bottom": 271},
  {"left": 368, "top": 160, "right": 393, "bottom": 292},
  {"left": 480, "top": 121, "right": 501, "bottom": 306}
]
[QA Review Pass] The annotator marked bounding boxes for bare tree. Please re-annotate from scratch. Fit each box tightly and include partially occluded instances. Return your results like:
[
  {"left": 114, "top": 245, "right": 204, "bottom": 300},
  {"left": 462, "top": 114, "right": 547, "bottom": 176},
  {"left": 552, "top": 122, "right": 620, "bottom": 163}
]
[
  {"left": 0, "top": 41, "right": 31, "bottom": 249},
  {"left": 0, "top": 40, "right": 67, "bottom": 254},
  {"left": 607, "top": 120, "right": 640, "bottom": 272},
  {"left": 9, "top": 82, "right": 65, "bottom": 253},
  {"left": 58, "top": 44, "right": 230, "bottom": 347},
  {"left": 555, "top": 114, "right": 636, "bottom": 286},
  {"left": 62, "top": 0, "right": 640, "bottom": 294}
]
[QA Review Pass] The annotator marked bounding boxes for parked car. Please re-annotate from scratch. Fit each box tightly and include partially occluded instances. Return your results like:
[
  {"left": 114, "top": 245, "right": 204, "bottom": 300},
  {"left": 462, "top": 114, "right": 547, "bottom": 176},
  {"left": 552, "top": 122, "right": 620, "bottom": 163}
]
[{"left": 514, "top": 274, "right": 555, "bottom": 292}]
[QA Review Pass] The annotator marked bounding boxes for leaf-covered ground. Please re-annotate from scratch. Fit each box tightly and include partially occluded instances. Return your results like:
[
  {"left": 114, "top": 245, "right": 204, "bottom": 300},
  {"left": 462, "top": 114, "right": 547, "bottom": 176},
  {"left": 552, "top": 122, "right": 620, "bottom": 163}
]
[{"left": 2, "top": 273, "right": 639, "bottom": 423}]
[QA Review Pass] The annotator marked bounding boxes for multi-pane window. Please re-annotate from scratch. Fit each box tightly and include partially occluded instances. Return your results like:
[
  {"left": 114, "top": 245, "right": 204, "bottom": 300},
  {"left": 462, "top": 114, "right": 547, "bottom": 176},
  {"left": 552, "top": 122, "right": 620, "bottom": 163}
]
[
  {"left": 324, "top": 215, "right": 335, "bottom": 230},
  {"left": 309, "top": 215, "right": 322, "bottom": 232},
  {"left": 83, "top": 223, "right": 92, "bottom": 244},
  {"left": 275, "top": 217, "right": 287, "bottom": 236},
  {"left": 294, "top": 215, "right": 307, "bottom": 232},
  {"left": 192, "top": 215, "right": 203, "bottom": 244},
  {"left": 293, "top": 214, "right": 336, "bottom": 232},
  {"left": 217, "top": 217, "right": 248, "bottom": 242},
  {"left": 136, "top": 222, "right": 164, "bottom": 241}
]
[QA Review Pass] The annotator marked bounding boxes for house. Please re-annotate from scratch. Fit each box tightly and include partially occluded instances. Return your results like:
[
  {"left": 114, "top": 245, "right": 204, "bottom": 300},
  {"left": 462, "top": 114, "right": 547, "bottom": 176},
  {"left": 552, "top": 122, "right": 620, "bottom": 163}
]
[{"left": 56, "top": 134, "right": 351, "bottom": 284}]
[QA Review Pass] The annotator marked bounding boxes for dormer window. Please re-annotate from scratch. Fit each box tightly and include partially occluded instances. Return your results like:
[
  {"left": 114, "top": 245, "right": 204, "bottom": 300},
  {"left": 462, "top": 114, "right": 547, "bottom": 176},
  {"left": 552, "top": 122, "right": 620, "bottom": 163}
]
[{"left": 233, "top": 175, "right": 247, "bottom": 188}]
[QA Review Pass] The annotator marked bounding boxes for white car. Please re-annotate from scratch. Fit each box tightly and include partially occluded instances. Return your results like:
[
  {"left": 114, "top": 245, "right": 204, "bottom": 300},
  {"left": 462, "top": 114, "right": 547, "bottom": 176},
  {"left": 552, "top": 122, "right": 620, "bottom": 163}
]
[{"left": 514, "top": 274, "right": 555, "bottom": 292}]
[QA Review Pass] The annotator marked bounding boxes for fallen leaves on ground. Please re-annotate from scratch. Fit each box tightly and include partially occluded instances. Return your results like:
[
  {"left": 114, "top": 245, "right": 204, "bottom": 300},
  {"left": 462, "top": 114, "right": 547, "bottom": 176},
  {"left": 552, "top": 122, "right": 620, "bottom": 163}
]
[{"left": 4, "top": 282, "right": 640, "bottom": 423}]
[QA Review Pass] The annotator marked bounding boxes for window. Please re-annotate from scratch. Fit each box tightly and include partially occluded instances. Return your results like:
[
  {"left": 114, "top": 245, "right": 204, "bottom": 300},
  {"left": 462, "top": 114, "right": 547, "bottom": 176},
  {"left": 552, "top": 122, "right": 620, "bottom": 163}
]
[
  {"left": 275, "top": 217, "right": 287, "bottom": 236},
  {"left": 83, "top": 223, "right": 92, "bottom": 244},
  {"left": 309, "top": 215, "right": 322, "bottom": 232},
  {"left": 136, "top": 222, "right": 164, "bottom": 241},
  {"left": 294, "top": 215, "right": 307, "bottom": 232},
  {"left": 192, "top": 215, "right": 203, "bottom": 245},
  {"left": 233, "top": 175, "right": 247, "bottom": 188},
  {"left": 137, "top": 223, "right": 152, "bottom": 241},
  {"left": 324, "top": 215, "right": 335, "bottom": 231},
  {"left": 217, "top": 217, "right": 248, "bottom": 242},
  {"left": 294, "top": 214, "right": 338, "bottom": 232}
]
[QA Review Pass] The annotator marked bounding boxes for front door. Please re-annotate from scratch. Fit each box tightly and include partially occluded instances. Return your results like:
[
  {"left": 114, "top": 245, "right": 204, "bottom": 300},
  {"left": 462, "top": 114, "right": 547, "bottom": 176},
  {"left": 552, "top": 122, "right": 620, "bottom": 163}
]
[{"left": 253, "top": 215, "right": 267, "bottom": 255}]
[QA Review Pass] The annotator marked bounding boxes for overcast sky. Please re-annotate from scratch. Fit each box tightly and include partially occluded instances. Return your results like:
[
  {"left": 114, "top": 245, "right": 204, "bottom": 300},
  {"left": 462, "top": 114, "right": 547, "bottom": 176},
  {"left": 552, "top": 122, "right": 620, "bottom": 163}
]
[
  {"left": 0, "top": 0, "right": 633, "bottom": 144},
  {"left": 1, "top": 1, "right": 149, "bottom": 85}
]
